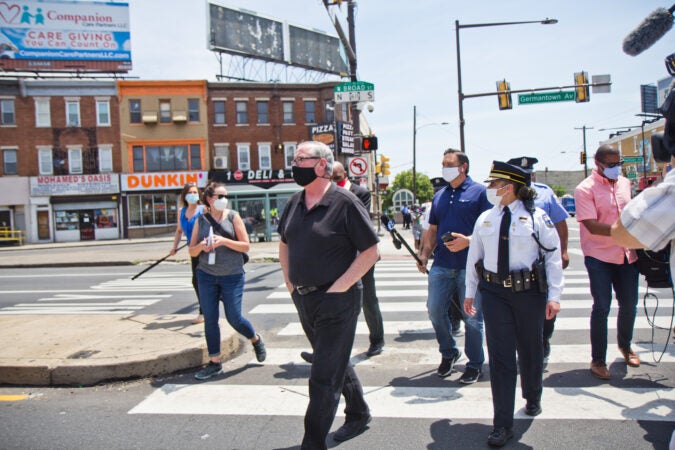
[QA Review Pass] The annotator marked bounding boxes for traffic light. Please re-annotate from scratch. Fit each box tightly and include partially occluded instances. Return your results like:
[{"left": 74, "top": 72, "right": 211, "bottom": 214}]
[
  {"left": 380, "top": 155, "right": 391, "bottom": 176},
  {"left": 580, "top": 151, "right": 586, "bottom": 164},
  {"left": 496, "top": 79, "right": 512, "bottom": 110},
  {"left": 362, "top": 136, "right": 378, "bottom": 151},
  {"left": 575, "top": 71, "right": 590, "bottom": 103},
  {"left": 375, "top": 162, "right": 382, "bottom": 175}
]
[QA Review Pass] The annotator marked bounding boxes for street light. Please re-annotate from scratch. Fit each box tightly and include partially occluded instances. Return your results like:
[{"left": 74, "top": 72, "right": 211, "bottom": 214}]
[
  {"left": 455, "top": 18, "right": 557, "bottom": 153},
  {"left": 413, "top": 105, "right": 449, "bottom": 202}
]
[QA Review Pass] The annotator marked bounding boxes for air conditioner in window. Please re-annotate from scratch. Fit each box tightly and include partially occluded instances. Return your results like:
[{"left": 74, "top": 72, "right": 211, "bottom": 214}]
[{"left": 213, "top": 156, "right": 228, "bottom": 170}]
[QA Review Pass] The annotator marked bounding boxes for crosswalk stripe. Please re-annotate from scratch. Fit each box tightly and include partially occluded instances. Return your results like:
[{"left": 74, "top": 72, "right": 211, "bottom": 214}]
[
  {"left": 128, "top": 384, "right": 675, "bottom": 421},
  {"left": 277, "top": 316, "right": 674, "bottom": 336},
  {"left": 239, "top": 346, "right": 675, "bottom": 366}
]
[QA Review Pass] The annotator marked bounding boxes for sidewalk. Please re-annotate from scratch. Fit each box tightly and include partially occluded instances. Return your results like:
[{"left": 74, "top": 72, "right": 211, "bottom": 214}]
[{"left": 0, "top": 225, "right": 418, "bottom": 386}]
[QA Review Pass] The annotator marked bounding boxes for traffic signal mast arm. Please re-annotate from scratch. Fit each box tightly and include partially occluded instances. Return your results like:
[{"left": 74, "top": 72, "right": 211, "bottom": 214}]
[{"left": 462, "top": 80, "right": 610, "bottom": 100}]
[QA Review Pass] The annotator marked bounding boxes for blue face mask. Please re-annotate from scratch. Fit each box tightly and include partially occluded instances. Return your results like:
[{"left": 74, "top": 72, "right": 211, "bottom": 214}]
[
  {"left": 185, "top": 193, "right": 199, "bottom": 204},
  {"left": 602, "top": 165, "right": 621, "bottom": 180}
]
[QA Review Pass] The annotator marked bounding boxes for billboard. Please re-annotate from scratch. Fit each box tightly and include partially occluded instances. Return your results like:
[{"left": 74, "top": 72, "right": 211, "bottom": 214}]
[
  {"left": 207, "top": 2, "right": 347, "bottom": 75},
  {"left": 0, "top": 0, "right": 132, "bottom": 73}
]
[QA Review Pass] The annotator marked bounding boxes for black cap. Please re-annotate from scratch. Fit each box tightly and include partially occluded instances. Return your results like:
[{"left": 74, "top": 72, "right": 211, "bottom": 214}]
[
  {"left": 506, "top": 156, "right": 539, "bottom": 173},
  {"left": 484, "top": 161, "right": 531, "bottom": 186}
]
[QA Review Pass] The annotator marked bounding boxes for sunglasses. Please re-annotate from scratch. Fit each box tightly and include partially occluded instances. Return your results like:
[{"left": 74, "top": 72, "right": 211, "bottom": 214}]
[
  {"left": 211, "top": 194, "right": 227, "bottom": 199},
  {"left": 600, "top": 159, "right": 624, "bottom": 168}
]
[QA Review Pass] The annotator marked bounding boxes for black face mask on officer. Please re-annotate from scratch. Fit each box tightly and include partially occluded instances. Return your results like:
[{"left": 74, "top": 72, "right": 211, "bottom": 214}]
[{"left": 651, "top": 89, "right": 675, "bottom": 162}]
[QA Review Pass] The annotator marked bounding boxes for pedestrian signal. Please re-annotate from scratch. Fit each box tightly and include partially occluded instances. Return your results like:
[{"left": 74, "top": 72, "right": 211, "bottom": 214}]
[
  {"left": 362, "top": 136, "right": 378, "bottom": 151},
  {"left": 496, "top": 79, "right": 512, "bottom": 110}
]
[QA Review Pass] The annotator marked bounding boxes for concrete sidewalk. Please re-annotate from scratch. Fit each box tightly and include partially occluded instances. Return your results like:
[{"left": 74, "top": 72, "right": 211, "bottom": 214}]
[{"left": 0, "top": 225, "right": 419, "bottom": 386}]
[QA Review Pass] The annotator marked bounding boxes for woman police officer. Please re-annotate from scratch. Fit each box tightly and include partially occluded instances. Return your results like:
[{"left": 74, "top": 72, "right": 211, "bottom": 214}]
[{"left": 464, "top": 161, "right": 563, "bottom": 447}]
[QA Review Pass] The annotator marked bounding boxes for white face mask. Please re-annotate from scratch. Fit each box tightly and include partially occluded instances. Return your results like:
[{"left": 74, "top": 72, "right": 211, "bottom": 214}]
[
  {"left": 486, "top": 188, "right": 503, "bottom": 206},
  {"left": 185, "top": 193, "right": 199, "bottom": 204},
  {"left": 442, "top": 166, "right": 461, "bottom": 182},
  {"left": 602, "top": 165, "right": 621, "bottom": 180},
  {"left": 213, "top": 197, "right": 228, "bottom": 211}
]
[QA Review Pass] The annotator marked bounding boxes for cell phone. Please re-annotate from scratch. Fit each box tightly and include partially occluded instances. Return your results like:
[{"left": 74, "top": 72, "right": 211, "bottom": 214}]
[{"left": 441, "top": 232, "right": 456, "bottom": 243}]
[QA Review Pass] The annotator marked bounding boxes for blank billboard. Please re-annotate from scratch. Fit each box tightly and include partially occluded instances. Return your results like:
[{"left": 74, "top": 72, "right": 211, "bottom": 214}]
[
  {"left": 289, "top": 25, "right": 348, "bottom": 75},
  {"left": 208, "top": 3, "right": 284, "bottom": 63}
]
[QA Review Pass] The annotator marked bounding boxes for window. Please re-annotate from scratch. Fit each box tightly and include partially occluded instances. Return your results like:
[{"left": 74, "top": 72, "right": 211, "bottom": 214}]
[
  {"left": 188, "top": 99, "right": 200, "bottom": 122},
  {"left": 340, "top": 103, "right": 349, "bottom": 121},
  {"left": 283, "top": 101, "right": 294, "bottom": 124},
  {"left": 35, "top": 98, "right": 51, "bottom": 127},
  {"left": 66, "top": 100, "right": 80, "bottom": 127},
  {"left": 214, "top": 100, "right": 226, "bottom": 124},
  {"left": 304, "top": 101, "right": 316, "bottom": 123},
  {"left": 236, "top": 101, "right": 248, "bottom": 124},
  {"left": 325, "top": 101, "right": 335, "bottom": 123},
  {"left": 1, "top": 99, "right": 15, "bottom": 125},
  {"left": 127, "top": 193, "right": 179, "bottom": 227},
  {"left": 68, "top": 147, "right": 82, "bottom": 174},
  {"left": 159, "top": 100, "right": 171, "bottom": 123},
  {"left": 237, "top": 144, "right": 250, "bottom": 170},
  {"left": 129, "top": 99, "right": 141, "bottom": 123},
  {"left": 99, "top": 146, "right": 113, "bottom": 173},
  {"left": 38, "top": 147, "right": 53, "bottom": 175},
  {"left": 131, "top": 143, "right": 202, "bottom": 172},
  {"left": 96, "top": 100, "right": 111, "bottom": 126},
  {"left": 284, "top": 143, "right": 296, "bottom": 169},
  {"left": 259, "top": 143, "right": 271, "bottom": 170},
  {"left": 257, "top": 101, "right": 269, "bottom": 124},
  {"left": 3, "top": 149, "right": 17, "bottom": 175}
]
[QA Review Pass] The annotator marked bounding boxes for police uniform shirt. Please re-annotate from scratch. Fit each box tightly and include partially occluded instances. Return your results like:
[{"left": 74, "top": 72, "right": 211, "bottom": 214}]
[
  {"left": 465, "top": 200, "right": 564, "bottom": 302},
  {"left": 533, "top": 182, "right": 569, "bottom": 224}
]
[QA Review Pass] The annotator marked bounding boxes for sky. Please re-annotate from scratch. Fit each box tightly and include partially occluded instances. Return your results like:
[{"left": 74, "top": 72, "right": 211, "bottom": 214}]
[{"left": 127, "top": 0, "right": 674, "bottom": 184}]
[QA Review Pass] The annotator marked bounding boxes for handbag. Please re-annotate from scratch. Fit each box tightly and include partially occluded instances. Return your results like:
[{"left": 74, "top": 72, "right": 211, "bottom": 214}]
[{"left": 204, "top": 211, "right": 249, "bottom": 264}]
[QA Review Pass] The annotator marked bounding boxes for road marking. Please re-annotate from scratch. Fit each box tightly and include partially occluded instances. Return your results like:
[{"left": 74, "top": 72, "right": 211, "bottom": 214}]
[
  {"left": 129, "top": 384, "right": 675, "bottom": 421},
  {"left": 0, "top": 394, "right": 29, "bottom": 402}
]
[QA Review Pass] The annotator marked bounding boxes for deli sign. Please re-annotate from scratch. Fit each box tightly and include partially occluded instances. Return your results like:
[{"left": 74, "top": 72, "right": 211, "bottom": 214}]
[{"left": 121, "top": 171, "right": 208, "bottom": 191}]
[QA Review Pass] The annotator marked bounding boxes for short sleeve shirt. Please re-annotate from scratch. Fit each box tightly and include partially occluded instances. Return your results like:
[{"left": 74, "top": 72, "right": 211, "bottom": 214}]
[
  {"left": 278, "top": 184, "right": 379, "bottom": 286},
  {"left": 574, "top": 170, "right": 636, "bottom": 264},
  {"left": 533, "top": 182, "right": 569, "bottom": 224}
]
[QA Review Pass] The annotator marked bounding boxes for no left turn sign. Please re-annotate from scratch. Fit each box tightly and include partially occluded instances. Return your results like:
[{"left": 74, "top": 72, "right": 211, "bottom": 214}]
[{"left": 348, "top": 157, "right": 368, "bottom": 177}]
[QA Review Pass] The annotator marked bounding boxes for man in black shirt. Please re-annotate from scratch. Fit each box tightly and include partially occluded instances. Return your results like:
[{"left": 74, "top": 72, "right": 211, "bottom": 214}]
[{"left": 278, "top": 141, "right": 380, "bottom": 450}]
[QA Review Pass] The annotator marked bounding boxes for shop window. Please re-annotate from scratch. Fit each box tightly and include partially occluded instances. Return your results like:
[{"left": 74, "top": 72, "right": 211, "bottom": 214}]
[
  {"left": 3, "top": 149, "right": 17, "bottom": 175},
  {"left": 95, "top": 209, "right": 117, "bottom": 228},
  {"left": 35, "top": 98, "right": 51, "bottom": 127},
  {"left": 55, "top": 211, "right": 79, "bottom": 231},
  {"left": 128, "top": 193, "right": 179, "bottom": 227},
  {"left": 129, "top": 99, "right": 141, "bottom": 123},
  {"left": 1, "top": 99, "right": 15, "bottom": 125},
  {"left": 214, "top": 100, "right": 226, "bottom": 124},
  {"left": 188, "top": 99, "right": 200, "bottom": 122}
]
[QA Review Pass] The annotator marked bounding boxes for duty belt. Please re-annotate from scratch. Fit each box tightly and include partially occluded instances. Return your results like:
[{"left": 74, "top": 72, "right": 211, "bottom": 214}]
[
  {"left": 295, "top": 282, "right": 333, "bottom": 295},
  {"left": 476, "top": 262, "right": 537, "bottom": 292}
]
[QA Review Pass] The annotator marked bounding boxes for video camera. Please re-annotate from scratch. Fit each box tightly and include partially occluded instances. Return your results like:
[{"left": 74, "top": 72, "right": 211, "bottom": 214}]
[{"left": 651, "top": 85, "right": 675, "bottom": 163}]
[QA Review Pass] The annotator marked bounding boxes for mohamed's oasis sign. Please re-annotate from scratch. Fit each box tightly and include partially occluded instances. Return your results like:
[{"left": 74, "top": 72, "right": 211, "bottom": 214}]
[{"left": 0, "top": 0, "right": 132, "bottom": 73}]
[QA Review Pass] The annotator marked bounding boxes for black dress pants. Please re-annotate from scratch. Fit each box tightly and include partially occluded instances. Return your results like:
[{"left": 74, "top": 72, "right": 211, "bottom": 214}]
[
  {"left": 361, "top": 265, "right": 384, "bottom": 346},
  {"left": 480, "top": 280, "right": 546, "bottom": 430},
  {"left": 292, "top": 284, "right": 369, "bottom": 450}
]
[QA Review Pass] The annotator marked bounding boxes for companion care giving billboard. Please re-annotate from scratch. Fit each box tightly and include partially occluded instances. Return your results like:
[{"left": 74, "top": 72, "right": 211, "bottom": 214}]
[{"left": 0, "top": 0, "right": 131, "bottom": 73}]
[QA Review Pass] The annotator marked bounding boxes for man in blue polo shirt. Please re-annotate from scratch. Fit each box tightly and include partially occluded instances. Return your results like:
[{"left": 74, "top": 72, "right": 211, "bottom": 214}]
[
  {"left": 507, "top": 157, "right": 569, "bottom": 362},
  {"left": 418, "top": 148, "right": 492, "bottom": 383}
]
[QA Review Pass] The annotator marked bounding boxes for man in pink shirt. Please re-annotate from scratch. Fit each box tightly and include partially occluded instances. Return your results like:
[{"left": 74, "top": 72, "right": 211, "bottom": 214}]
[{"left": 574, "top": 144, "right": 639, "bottom": 380}]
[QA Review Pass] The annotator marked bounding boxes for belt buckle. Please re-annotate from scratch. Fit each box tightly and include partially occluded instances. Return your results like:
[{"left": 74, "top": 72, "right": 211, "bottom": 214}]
[
  {"left": 502, "top": 275, "right": 512, "bottom": 288},
  {"left": 297, "top": 285, "right": 316, "bottom": 295}
]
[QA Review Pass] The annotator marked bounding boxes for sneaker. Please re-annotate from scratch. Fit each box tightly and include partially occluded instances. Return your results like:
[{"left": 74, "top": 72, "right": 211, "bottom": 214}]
[
  {"left": 194, "top": 361, "right": 222, "bottom": 380},
  {"left": 252, "top": 334, "right": 266, "bottom": 362},
  {"left": 437, "top": 351, "right": 461, "bottom": 378},
  {"left": 366, "top": 342, "right": 384, "bottom": 357},
  {"left": 459, "top": 367, "right": 482, "bottom": 384}
]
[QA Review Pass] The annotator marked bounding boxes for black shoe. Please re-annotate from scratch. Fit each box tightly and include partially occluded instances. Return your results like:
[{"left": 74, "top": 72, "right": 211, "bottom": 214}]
[
  {"left": 458, "top": 367, "right": 482, "bottom": 384},
  {"left": 543, "top": 339, "right": 551, "bottom": 360},
  {"left": 366, "top": 342, "right": 384, "bottom": 357},
  {"left": 194, "top": 361, "right": 223, "bottom": 380},
  {"left": 300, "top": 351, "right": 313, "bottom": 363},
  {"left": 252, "top": 334, "right": 266, "bottom": 362},
  {"left": 437, "top": 351, "right": 461, "bottom": 378},
  {"left": 451, "top": 322, "right": 463, "bottom": 337},
  {"left": 525, "top": 401, "right": 542, "bottom": 416},
  {"left": 333, "top": 416, "right": 372, "bottom": 442},
  {"left": 487, "top": 427, "right": 513, "bottom": 447}
]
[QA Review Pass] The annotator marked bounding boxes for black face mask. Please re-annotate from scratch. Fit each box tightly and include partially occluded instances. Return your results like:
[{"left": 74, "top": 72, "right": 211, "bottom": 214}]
[{"left": 292, "top": 166, "right": 318, "bottom": 186}]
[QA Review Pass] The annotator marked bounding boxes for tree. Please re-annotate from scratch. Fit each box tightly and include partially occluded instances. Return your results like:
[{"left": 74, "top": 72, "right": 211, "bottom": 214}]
[
  {"left": 382, "top": 170, "right": 433, "bottom": 211},
  {"left": 550, "top": 184, "right": 567, "bottom": 197}
]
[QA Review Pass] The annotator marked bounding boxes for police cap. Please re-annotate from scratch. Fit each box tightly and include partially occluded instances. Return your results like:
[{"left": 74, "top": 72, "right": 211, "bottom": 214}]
[
  {"left": 484, "top": 160, "right": 531, "bottom": 186},
  {"left": 506, "top": 156, "right": 539, "bottom": 173}
]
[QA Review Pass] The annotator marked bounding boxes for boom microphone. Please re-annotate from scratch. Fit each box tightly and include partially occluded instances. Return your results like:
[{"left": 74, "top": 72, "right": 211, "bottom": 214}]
[{"left": 623, "top": 5, "right": 675, "bottom": 56}]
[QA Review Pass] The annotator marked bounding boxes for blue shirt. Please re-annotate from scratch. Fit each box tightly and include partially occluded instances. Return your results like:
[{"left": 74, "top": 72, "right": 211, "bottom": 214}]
[
  {"left": 429, "top": 176, "right": 491, "bottom": 269},
  {"left": 180, "top": 204, "right": 205, "bottom": 244},
  {"left": 533, "top": 182, "right": 568, "bottom": 224}
]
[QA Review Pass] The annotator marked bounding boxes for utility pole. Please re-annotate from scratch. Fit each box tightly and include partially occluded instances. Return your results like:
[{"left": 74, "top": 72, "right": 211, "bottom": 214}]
[
  {"left": 347, "top": 1, "right": 360, "bottom": 147},
  {"left": 575, "top": 125, "right": 593, "bottom": 177},
  {"left": 412, "top": 105, "right": 417, "bottom": 202}
]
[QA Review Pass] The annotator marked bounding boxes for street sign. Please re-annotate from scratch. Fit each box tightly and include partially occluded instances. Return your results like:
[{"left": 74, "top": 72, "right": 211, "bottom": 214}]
[
  {"left": 334, "top": 81, "right": 375, "bottom": 103},
  {"left": 348, "top": 156, "right": 368, "bottom": 177},
  {"left": 624, "top": 156, "right": 644, "bottom": 163},
  {"left": 518, "top": 91, "right": 576, "bottom": 105}
]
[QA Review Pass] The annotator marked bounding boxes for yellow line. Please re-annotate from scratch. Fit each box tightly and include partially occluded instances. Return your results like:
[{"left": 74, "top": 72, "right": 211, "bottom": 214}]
[{"left": 0, "top": 394, "right": 29, "bottom": 402}]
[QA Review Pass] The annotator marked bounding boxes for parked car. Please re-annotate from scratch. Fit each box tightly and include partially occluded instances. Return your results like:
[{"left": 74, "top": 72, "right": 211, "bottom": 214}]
[{"left": 561, "top": 195, "right": 575, "bottom": 217}]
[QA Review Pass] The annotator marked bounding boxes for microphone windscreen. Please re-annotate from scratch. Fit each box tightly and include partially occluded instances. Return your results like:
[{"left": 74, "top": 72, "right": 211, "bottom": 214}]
[{"left": 623, "top": 8, "right": 673, "bottom": 56}]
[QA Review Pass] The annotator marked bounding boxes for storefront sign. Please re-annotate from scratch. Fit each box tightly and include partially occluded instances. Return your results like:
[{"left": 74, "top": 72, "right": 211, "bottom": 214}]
[
  {"left": 339, "top": 121, "right": 354, "bottom": 155},
  {"left": 121, "top": 171, "right": 208, "bottom": 191},
  {"left": 211, "top": 169, "right": 295, "bottom": 188},
  {"left": 30, "top": 173, "right": 120, "bottom": 196},
  {"left": 309, "top": 122, "right": 336, "bottom": 152}
]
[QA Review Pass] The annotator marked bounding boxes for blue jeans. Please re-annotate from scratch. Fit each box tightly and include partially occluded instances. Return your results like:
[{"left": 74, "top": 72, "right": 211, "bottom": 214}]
[
  {"left": 427, "top": 265, "right": 484, "bottom": 369},
  {"left": 584, "top": 256, "right": 639, "bottom": 363},
  {"left": 196, "top": 270, "right": 255, "bottom": 357}
]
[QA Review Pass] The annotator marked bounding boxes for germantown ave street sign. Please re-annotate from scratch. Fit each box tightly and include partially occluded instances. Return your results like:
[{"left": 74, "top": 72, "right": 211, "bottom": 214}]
[{"left": 518, "top": 91, "right": 576, "bottom": 104}]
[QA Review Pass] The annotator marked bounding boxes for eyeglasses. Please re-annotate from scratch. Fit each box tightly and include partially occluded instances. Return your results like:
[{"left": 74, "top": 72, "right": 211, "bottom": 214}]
[
  {"left": 292, "top": 156, "right": 320, "bottom": 165},
  {"left": 211, "top": 194, "right": 227, "bottom": 199},
  {"left": 600, "top": 159, "right": 624, "bottom": 168}
]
